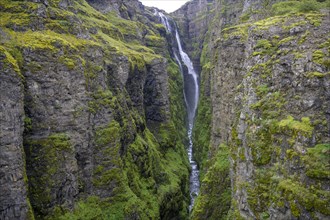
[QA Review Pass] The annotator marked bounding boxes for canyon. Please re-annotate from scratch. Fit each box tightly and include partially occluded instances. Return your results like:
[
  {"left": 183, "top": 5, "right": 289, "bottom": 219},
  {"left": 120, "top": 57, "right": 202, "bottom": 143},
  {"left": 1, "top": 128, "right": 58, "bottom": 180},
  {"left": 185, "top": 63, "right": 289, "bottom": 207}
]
[{"left": 0, "top": 0, "right": 329, "bottom": 219}]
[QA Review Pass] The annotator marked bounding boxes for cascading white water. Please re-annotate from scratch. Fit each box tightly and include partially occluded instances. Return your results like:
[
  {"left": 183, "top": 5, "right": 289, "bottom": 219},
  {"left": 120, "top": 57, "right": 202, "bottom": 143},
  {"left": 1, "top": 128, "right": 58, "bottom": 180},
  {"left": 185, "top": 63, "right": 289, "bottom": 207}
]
[
  {"left": 175, "top": 30, "right": 199, "bottom": 123},
  {"left": 155, "top": 10, "right": 200, "bottom": 212},
  {"left": 154, "top": 11, "right": 172, "bottom": 33},
  {"left": 173, "top": 51, "right": 189, "bottom": 108}
]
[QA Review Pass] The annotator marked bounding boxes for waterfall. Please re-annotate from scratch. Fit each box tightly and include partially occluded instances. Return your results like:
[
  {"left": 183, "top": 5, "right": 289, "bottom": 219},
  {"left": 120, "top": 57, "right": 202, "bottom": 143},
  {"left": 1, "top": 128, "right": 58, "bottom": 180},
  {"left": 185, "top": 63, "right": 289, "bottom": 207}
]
[
  {"left": 174, "top": 30, "right": 199, "bottom": 124},
  {"left": 155, "top": 11, "right": 172, "bottom": 33},
  {"left": 155, "top": 10, "right": 200, "bottom": 212}
]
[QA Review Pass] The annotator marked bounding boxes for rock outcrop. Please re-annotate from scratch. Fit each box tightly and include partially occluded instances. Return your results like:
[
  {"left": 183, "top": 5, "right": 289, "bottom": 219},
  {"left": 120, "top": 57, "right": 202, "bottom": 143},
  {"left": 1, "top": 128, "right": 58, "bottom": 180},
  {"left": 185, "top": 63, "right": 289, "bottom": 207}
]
[
  {"left": 172, "top": 0, "right": 216, "bottom": 72},
  {"left": 182, "top": 0, "right": 330, "bottom": 219},
  {"left": 1, "top": 0, "right": 329, "bottom": 219},
  {"left": 0, "top": 46, "right": 32, "bottom": 220},
  {"left": 0, "top": 0, "right": 189, "bottom": 219}
]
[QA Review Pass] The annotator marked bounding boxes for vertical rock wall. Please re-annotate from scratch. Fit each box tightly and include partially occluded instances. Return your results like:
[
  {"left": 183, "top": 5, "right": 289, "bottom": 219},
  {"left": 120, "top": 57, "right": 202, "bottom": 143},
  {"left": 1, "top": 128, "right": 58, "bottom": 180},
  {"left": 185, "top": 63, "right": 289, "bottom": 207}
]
[
  {"left": 0, "top": 0, "right": 190, "bottom": 219},
  {"left": 176, "top": 0, "right": 330, "bottom": 219},
  {"left": 0, "top": 48, "right": 31, "bottom": 219},
  {"left": 172, "top": 0, "right": 216, "bottom": 72}
]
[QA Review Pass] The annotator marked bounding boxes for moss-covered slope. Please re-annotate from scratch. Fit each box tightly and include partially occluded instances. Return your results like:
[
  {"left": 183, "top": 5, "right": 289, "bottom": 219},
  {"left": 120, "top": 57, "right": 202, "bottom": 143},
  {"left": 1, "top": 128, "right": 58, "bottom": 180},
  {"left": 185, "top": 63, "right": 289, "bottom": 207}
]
[
  {"left": 189, "top": 0, "right": 330, "bottom": 219},
  {"left": 0, "top": 0, "right": 190, "bottom": 219}
]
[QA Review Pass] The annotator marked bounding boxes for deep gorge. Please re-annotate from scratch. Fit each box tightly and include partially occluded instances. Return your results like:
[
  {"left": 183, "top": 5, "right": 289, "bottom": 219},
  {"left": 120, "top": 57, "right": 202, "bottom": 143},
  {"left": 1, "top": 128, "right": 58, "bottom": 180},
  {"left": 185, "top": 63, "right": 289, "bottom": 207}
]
[
  {"left": 0, "top": 0, "right": 329, "bottom": 219},
  {"left": 155, "top": 10, "right": 201, "bottom": 210}
]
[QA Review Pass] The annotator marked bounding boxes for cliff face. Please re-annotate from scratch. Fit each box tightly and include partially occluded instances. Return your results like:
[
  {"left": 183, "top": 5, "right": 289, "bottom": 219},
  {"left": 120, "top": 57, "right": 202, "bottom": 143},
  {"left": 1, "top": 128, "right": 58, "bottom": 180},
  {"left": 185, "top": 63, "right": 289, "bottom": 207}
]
[
  {"left": 211, "top": 9, "right": 329, "bottom": 220},
  {"left": 0, "top": 47, "right": 31, "bottom": 219},
  {"left": 182, "top": 0, "right": 330, "bottom": 219},
  {"left": 1, "top": 0, "right": 329, "bottom": 219},
  {"left": 0, "top": 0, "right": 189, "bottom": 219},
  {"left": 172, "top": 0, "right": 216, "bottom": 72}
]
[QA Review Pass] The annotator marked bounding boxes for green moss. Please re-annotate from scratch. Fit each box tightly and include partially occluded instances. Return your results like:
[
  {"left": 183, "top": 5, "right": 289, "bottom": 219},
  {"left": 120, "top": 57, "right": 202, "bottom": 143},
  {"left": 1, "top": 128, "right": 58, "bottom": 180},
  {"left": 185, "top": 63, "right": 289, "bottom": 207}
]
[
  {"left": 167, "top": 60, "right": 187, "bottom": 143},
  {"left": 254, "top": 16, "right": 285, "bottom": 30},
  {"left": 272, "top": 1, "right": 298, "bottom": 15},
  {"left": 319, "top": 38, "right": 330, "bottom": 49},
  {"left": 193, "top": 69, "right": 212, "bottom": 173},
  {"left": 59, "top": 57, "right": 75, "bottom": 70},
  {"left": 256, "top": 85, "right": 270, "bottom": 96},
  {"left": 86, "top": 104, "right": 188, "bottom": 219},
  {"left": 272, "top": 0, "right": 328, "bottom": 15},
  {"left": 96, "top": 32, "right": 160, "bottom": 71},
  {"left": 89, "top": 122, "right": 159, "bottom": 219},
  {"left": 284, "top": 20, "right": 308, "bottom": 30},
  {"left": 24, "top": 116, "right": 32, "bottom": 132},
  {"left": 293, "top": 51, "right": 305, "bottom": 59},
  {"left": 10, "top": 30, "right": 99, "bottom": 51},
  {"left": 290, "top": 201, "right": 300, "bottom": 217},
  {"left": 191, "top": 145, "right": 231, "bottom": 220},
  {"left": 278, "top": 116, "right": 313, "bottom": 136},
  {"left": 305, "top": 13, "right": 324, "bottom": 26},
  {"left": 93, "top": 120, "right": 122, "bottom": 187},
  {"left": 312, "top": 50, "right": 325, "bottom": 61},
  {"left": 306, "top": 71, "right": 328, "bottom": 78},
  {"left": 303, "top": 144, "right": 330, "bottom": 179},
  {"left": 299, "top": 30, "right": 310, "bottom": 44},
  {"left": 256, "top": 39, "right": 273, "bottom": 49},
  {"left": 55, "top": 196, "right": 109, "bottom": 219},
  {"left": 25, "top": 133, "right": 73, "bottom": 217},
  {"left": 239, "top": 10, "right": 252, "bottom": 23},
  {"left": 26, "top": 199, "right": 35, "bottom": 220},
  {"left": 250, "top": 91, "right": 285, "bottom": 118},
  {"left": 222, "top": 23, "right": 250, "bottom": 42},
  {"left": 286, "top": 149, "right": 299, "bottom": 159},
  {"left": 312, "top": 49, "right": 326, "bottom": 64},
  {"left": 0, "top": 11, "right": 32, "bottom": 28},
  {"left": 0, "top": 0, "right": 39, "bottom": 12},
  {"left": 246, "top": 168, "right": 275, "bottom": 216},
  {"left": 298, "top": 0, "right": 323, "bottom": 12},
  {"left": 278, "top": 36, "right": 295, "bottom": 45},
  {"left": 323, "top": 59, "right": 330, "bottom": 68},
  {"left": 88, "top": 88, "right": 117, "bottom": 114},
  {"left": 164, "top": 60, "right": 190, "bottom": 218},
  {"left": 145, "top": 34, "right": 165, "bottom": 48},
  {"left": 278, "top": 179, "right": 330, "bottom": 215},
  {"left": 0, "top": 0, "right": 192, "bottom": 218},
  {"left": 0, "top": 45, "right": 22, "bottom": 77},
  {"left": 253, "top": 39, "right": 277, "bottom": 56}
]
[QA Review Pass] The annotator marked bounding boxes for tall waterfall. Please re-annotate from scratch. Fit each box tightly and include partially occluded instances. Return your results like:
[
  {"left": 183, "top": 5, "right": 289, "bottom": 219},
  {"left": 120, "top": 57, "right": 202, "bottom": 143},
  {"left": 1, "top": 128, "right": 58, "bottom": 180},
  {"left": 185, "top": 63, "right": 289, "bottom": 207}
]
[{"left": 155, "top": 10, "right": 200, "bottom": 212}]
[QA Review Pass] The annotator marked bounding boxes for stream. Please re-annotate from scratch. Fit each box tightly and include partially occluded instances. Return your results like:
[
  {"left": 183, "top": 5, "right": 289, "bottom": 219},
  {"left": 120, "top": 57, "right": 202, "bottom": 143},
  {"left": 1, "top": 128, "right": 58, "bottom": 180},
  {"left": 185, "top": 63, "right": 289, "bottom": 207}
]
[{"left": 155, "top": 10, "right": 200, "bottom": 212}]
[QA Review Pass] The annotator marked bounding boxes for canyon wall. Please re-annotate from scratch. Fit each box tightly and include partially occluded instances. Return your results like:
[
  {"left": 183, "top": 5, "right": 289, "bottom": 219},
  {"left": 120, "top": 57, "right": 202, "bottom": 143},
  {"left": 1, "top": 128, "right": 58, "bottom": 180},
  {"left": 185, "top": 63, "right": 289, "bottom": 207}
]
[
  {"left": 1, "top": 0, "right": 329, "bottom": 219},
  {"left": 0, "top": 0, "right": 190, "bottom": 219},
  {"left": 177, "top": 0, "right": 330, "bottom": 219}
]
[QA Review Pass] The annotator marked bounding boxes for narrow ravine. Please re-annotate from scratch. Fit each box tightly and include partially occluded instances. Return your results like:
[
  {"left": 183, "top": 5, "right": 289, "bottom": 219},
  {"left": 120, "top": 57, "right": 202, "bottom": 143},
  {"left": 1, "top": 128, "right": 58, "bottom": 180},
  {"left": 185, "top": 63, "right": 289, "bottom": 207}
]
[{"left": 155, "top": 10, "right": 200, "bottom": 212}]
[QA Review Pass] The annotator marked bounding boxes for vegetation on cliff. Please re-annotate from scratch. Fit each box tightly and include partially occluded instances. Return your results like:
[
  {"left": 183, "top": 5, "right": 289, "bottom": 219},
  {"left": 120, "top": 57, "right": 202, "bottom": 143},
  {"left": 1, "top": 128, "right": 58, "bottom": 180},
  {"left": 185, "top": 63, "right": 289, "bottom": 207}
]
[
  {"left": 0, "top": 0, "right": 190, "bottom": 219},
  {"left": 1, "top": 0, "right": 329, "bottom": 219},
  {"left": 189, "top": 0, "right": 329, "bottom": 219}
]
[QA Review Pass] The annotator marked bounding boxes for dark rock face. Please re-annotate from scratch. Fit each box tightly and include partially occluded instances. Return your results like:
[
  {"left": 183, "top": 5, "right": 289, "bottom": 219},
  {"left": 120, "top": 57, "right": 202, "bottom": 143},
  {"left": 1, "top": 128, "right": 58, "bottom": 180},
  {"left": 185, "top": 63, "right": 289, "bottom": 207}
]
[
  {"left": 212, "top": 13, "right": 330, "bottom": 219},
  {"left": 0, "top": 0, "right": 189, "bottom": 219},
  {"left": 144, "top": 58, "right": 170, "bottom": 124},
  {"left": 187, "top": 0, "right": 330, "bottom": 219},
  {"left": 22, "top": 46, "right": 91, "bottom": 216},
  {"left": 1, "top": 0, "right": 329, "bottom": 219},
  {"left": 172, "top": 0, "right": 216, "bottom": 72},
  {"left": 0, "top": 53, "right": 30, "bottom": 220}
]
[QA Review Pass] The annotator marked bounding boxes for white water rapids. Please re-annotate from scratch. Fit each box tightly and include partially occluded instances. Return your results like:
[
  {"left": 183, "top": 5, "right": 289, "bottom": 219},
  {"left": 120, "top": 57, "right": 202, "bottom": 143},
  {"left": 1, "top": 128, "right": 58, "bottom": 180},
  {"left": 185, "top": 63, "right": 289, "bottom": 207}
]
[{"left": 155, "top": 10, "right": 200, "bottom": 212}]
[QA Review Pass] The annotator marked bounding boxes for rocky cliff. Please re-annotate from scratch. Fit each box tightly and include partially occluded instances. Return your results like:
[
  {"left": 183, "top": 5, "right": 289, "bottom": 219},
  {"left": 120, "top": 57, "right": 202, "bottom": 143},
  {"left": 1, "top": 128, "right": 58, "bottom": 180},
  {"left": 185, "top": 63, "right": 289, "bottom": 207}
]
[
  {"left": 0, "top": 0, "right": 190, "bottom": 219},
  {"left": 178, "top": 0, "right": 330, "bottom": 219},
  {"left": 1, "top": 0, "right": 330, "bottom": 219},
  {"left": 172, "top": 0, "right": 216, "bottom": 72}
]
